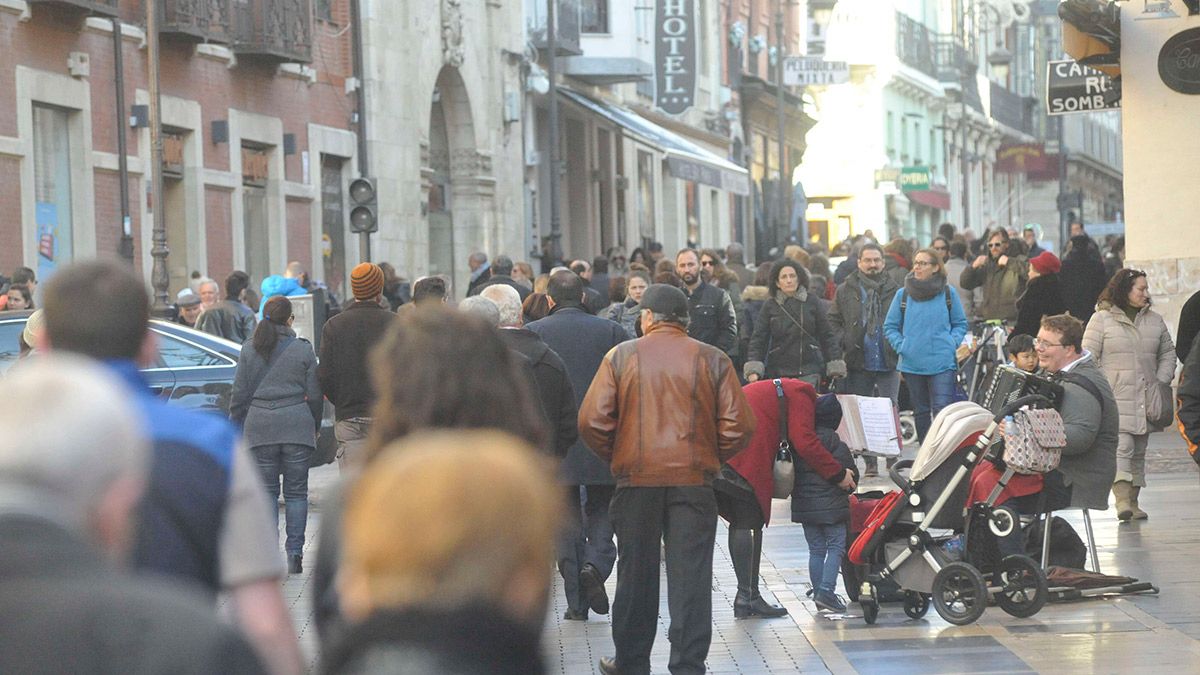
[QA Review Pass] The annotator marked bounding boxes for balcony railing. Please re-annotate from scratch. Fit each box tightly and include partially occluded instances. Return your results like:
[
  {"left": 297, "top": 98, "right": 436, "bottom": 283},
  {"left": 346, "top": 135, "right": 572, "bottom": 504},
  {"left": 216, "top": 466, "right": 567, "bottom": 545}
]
[
  {"left": 525, "top": 0, "right": 582, "bottom": 56},
  {"left": 28, "top": 0, "right": 118, "bottom": 16},
  {"left": 895, "top": 11, "right": 937, "bottom": 79},
  {"left": 935, "top": 39, "right": 976, "bottom": 84},
  {"left": 989, "top": 81, "right": 1034, "bottom": 135},
  {"left": 233, "top": 0, "right": 312, "bottom": 64},
  {"left": 161, "top": 0, "right": 233, "bottom": 43}
]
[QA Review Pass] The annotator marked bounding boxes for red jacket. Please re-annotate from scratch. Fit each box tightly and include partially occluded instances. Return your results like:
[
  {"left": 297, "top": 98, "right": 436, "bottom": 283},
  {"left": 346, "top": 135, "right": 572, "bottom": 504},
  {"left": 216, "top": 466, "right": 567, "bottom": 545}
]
[{"left": 728, "top": 379, "right": 844, "bottom": 525}]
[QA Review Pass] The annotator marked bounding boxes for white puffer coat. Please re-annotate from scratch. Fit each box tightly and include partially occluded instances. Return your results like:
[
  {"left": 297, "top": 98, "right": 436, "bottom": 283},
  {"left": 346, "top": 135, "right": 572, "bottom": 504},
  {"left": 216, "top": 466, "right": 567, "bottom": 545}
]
[{"left": 1082, "top": 302, "right": 1176, "bottom": 434}]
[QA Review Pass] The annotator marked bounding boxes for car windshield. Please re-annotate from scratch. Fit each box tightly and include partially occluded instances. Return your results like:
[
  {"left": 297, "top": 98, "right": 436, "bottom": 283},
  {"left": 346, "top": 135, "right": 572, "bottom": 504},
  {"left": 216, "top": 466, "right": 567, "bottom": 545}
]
[{"left": 0, "top": 319, "right": 23, "bottom": 374}]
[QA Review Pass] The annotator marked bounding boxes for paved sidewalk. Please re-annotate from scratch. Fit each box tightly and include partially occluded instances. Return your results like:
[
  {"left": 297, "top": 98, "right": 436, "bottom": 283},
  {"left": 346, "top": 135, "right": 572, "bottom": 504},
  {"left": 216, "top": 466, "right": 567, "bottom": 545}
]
[{"left": 281, "top": 431, "right": 1200, "bottom": 673}]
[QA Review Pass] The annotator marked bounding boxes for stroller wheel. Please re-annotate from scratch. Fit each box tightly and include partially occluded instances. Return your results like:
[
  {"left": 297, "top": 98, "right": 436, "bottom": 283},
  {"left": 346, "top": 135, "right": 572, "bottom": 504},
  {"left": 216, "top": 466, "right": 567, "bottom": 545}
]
[
  {"left": 932, "top": 562, "right": 988, "bottom": 625},
  {"left": 899, "top": 412, "right": 918, "bottom": 446},
  {"left": 903, "top": 591, "right": 930, "bottom": 619},
  {"left": 995, "top": 555, "right": 1048, "bottom": 618},
  {"left": 988, "top": 507, "right": 1016, "bottom": 538},
  {"left": 859, "top": 583, "right": 879, "bottom": 624}
]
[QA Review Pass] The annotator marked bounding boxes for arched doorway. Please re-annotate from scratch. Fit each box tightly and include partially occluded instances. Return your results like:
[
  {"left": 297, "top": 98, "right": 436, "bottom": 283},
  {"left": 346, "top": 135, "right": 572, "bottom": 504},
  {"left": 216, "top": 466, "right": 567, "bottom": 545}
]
[{"left": 423, "top": 67, "right": 479, "bottom": 294}]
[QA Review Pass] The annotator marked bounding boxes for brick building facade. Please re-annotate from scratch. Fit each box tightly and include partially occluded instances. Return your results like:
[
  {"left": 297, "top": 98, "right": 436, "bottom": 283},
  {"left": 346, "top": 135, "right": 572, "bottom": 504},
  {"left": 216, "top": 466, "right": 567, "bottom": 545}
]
[{"left": 0, "top": 0, "right": 360, "bottom": 301}]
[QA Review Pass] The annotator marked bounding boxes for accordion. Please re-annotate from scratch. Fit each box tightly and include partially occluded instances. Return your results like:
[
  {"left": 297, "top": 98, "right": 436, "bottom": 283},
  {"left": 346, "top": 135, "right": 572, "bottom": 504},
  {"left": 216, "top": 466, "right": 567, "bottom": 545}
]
[{"left": 980, "top": 365, "right": 1064, "bottom": 416}]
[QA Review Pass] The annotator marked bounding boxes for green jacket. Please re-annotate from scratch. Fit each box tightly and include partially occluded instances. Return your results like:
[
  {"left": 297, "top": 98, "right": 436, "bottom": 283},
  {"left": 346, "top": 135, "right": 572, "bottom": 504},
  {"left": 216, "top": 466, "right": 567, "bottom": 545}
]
[{"left": 959, "top": 256, "right": 1028, "bottom": 322}]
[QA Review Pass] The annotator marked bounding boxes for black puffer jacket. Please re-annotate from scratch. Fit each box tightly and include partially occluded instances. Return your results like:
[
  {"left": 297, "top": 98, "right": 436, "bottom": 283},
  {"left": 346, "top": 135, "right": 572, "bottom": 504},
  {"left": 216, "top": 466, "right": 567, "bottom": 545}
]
[
  {"left": 791, "top": 396, "right": 857, "bottom": 524},
  {"left": 745, "top": 288, "right": 840, "bottom": 380}
]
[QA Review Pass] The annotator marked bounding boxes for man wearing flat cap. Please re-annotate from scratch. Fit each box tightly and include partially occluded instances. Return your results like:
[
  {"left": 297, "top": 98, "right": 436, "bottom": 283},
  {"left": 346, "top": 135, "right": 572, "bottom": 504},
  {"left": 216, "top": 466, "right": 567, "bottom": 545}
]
[
  {"left": 173, "top": 290, "right": 203, "bottom": 328},
  {"left": 578, "top": 284, "right": 755, "bottom": 675},
  {"left": 318, "top": 262, "right": 397, "bottom": 469}
]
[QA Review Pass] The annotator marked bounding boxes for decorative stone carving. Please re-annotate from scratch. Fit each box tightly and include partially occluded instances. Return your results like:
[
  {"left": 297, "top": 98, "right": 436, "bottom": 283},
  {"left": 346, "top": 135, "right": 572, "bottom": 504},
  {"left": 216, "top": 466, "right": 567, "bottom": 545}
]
[
  {"left": 450, "top": 149, "right": 492, "bottom": 177},
  {"left": 441, "top": 0, "right": 465, "bottom": 68}
]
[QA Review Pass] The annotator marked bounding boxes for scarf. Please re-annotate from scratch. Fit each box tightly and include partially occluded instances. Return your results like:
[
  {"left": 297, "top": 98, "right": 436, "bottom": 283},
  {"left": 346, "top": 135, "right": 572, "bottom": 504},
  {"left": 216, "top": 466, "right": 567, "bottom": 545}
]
[
  {"left": 904, "top": 272, "right": 947, "bottom": 302},
  {"left": 856, "top": 271, "right": 888, "bottom": 335}
]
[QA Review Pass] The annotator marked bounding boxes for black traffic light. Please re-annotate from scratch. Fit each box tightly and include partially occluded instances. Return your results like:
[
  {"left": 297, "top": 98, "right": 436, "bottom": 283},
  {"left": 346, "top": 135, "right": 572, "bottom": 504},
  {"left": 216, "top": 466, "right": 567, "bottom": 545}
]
[{"left": 349, "top": 177, "right": 378, "bottom": 233}]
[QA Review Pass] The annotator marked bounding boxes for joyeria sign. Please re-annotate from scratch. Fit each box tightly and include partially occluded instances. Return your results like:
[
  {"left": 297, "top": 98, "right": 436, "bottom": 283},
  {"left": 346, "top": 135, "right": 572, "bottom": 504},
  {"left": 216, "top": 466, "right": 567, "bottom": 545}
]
[{"left": 656, "top": 0, "right": 696, "bottom": 114}]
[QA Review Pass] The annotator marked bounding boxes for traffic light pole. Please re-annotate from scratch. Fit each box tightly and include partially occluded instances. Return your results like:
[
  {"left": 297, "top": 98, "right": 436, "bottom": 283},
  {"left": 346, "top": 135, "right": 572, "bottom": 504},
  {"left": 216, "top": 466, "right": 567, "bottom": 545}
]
[{"left": 351, "top": 0, "right": 371, "bottom": 262}]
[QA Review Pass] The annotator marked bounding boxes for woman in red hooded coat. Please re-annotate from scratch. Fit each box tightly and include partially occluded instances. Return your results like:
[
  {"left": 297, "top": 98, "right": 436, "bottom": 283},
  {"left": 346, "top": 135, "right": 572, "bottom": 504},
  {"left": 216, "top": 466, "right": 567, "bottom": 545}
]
[{"left": 715, "top": 378, "right": 856, "bottom": 618}]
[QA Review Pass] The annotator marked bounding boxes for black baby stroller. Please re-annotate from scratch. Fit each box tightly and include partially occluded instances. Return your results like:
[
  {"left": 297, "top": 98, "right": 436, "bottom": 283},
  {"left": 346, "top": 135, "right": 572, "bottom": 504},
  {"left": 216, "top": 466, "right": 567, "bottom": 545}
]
[{"left": 847, "top": 395, "right": 1055, "bottom": 625}]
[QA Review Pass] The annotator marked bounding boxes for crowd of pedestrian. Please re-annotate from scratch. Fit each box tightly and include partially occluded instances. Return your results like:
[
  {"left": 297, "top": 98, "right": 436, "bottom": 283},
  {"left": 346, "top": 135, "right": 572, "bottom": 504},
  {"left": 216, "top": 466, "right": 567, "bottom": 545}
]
[{"left": 2, "top": 213, "right": 1197, "bottom": 674}]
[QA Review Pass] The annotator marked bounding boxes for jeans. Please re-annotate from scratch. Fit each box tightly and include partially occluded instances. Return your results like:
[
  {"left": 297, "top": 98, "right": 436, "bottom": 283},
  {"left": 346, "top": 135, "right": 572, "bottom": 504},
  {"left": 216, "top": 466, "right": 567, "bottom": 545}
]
[
  {"left": 252, "top": 443, "right": 312, "bottom": 555},
  {"left": 802, "top": 523, "right": 847, "bottom": 594},
  {"left": 335, "top": 418, "right": 372, "bottom": 470},
  {"left": 558, "top": 484, "right": 617, "bottom": 613},
  {"left": 904, "top": 369, "right": 960, "bottom": 442},
  {"left": 610, "top": 486, "right": 717, "bottom": 675}
]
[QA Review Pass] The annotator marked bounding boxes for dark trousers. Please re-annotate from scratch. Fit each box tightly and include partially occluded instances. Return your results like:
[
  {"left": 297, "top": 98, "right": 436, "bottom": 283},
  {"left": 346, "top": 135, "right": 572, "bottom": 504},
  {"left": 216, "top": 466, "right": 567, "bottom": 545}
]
[
  {"left": 558, "top": 484, "right": 617, "bottom": 612},
  {"left": 610, "top": 486, "right": 718, "bottom": 675},
  {"left": 904, "top": 369, "right": 959, "bottom": 442},
  {"left": 997, "top": 470, "right": 1074, "bottom": 557},
  {"left": 251, "top": 443, "right": 312, "bottom": 555}
]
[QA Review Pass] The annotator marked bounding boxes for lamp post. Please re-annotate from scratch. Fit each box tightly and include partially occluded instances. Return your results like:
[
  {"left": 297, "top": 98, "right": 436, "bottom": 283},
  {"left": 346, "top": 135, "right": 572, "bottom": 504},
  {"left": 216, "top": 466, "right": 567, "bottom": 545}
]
[
  {"left": 774, "top": 3, "right": 788, "bottom": 247},
  {"left": 545, "top": 0, "right": 563, "bottom": 266},
  {"left": 146, "top": 0, "right": 169, "bottom": 315}
]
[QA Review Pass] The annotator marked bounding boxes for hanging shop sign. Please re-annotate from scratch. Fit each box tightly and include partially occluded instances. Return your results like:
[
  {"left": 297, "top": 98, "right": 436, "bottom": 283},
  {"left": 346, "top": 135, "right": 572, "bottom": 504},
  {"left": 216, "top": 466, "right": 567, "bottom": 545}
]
[
  {"left": 782, "top": 57, "right": 850, "bottom": 86},
  {"left": 1159, "top": 28, "right": 1200, "bottom": 95},
  {"left": 1046, "top": 59, "right": 1121, "bottom": 115},
  {"left": 898, "top": 166, "right": 931, "bottom": 192},
  {"left": 655, "top": 0, "right": 696, "bottom": 114},
  {"left": 995, "top": 143, "right": 1050, "bottom": 174}
]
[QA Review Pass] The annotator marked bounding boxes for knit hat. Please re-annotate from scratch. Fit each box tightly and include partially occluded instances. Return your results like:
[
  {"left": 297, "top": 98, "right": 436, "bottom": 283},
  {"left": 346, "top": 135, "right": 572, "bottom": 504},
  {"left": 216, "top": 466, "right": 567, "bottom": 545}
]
[
  {"left": 639, "top": 284, "right": 690, "bottom": 323},
  {"left": 351, "top": 262, "right": 385, "bottom": 301},
  {"left": 814, "top": 393, "right": 843, "bottom": 430},
  {"left": 1029, "top": 251, "right": 1061, "bottom": 276}
]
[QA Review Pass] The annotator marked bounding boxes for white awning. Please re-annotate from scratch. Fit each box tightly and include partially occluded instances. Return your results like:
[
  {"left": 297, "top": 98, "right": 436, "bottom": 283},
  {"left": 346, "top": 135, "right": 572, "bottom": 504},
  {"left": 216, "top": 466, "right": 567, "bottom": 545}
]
[{"left": 559, "top": 89, "right": 751, "bottom": 196}]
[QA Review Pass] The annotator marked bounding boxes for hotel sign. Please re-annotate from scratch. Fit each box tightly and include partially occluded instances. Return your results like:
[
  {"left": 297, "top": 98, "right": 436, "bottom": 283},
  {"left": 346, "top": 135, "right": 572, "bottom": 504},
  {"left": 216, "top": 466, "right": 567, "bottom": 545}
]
[{"left": 655, "top": 0, "right": 696, "bottom": 114}]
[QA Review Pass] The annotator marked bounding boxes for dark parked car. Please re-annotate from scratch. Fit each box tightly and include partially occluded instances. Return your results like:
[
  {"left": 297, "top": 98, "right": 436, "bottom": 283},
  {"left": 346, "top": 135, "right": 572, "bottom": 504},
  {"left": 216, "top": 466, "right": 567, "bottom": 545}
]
[{"left": 0, "top": 309, "right": 335, "bottom": 453}]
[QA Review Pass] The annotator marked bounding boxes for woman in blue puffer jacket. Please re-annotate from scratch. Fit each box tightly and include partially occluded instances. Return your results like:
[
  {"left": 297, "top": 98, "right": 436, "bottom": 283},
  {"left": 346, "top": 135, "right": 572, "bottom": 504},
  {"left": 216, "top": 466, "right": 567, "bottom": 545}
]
[{"left": 883, "top": 247, "right": 968, "bottom": 442}]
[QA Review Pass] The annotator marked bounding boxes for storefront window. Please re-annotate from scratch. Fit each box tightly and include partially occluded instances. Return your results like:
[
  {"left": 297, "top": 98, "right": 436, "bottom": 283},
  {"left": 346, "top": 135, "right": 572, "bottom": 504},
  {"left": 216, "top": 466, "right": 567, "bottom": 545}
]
[
  {"left": 32, "top": 105, "right": 73, "bottom": 281},
  {"left": 636, "top": 150, "right": 655, "bottom": 241}
]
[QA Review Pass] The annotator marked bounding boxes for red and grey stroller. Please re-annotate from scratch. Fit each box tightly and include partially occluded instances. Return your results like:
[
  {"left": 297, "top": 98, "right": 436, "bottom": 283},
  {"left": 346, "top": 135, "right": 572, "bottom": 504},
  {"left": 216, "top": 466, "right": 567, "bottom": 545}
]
[{"left": 847, "top": 397, "right": 1053, "bottom": 625}]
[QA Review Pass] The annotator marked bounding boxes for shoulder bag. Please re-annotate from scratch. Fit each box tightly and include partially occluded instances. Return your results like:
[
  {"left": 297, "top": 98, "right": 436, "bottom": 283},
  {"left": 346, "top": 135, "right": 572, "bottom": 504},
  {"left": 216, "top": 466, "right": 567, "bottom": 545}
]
[
  {"left": 1002, "top": 407, "right": 1066, "bottom": 475},
  {"left": 772, "top": 378, "right": 796, "bottom": 498}
]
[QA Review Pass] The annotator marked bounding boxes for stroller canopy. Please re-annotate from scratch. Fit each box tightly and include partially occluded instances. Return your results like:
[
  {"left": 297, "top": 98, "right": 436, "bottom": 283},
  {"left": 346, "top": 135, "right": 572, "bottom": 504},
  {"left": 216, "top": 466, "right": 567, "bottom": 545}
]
[{"left": 909, "top": 402, "right": 994, "bottom": 482}]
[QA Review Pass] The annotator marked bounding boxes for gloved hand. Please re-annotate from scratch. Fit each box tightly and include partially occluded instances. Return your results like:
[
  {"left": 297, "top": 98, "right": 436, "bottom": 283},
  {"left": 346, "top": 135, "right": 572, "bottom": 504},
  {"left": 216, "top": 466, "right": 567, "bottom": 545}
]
[{"left": 826, "top": 359, "right": 847, "bottom": 379}]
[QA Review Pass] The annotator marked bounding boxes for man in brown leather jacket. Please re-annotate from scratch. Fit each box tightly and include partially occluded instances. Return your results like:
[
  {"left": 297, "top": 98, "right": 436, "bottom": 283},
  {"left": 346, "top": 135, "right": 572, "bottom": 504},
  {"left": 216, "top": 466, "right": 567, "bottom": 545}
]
[{"left": 579, "top": 284, "right": 754, "bottom": 675}]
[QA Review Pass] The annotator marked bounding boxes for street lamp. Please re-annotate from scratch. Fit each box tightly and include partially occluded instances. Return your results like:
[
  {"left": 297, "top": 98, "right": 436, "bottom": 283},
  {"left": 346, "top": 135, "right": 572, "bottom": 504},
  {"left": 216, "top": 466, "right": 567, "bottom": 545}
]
[{"left": 988, "top": 45, "right": 1013, "bottom": 81}]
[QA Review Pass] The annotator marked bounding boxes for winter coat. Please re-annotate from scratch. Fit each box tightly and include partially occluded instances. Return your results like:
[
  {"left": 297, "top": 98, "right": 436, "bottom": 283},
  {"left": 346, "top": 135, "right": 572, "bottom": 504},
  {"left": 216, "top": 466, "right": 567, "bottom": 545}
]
[
  {"left": 1175, "top": 332, "right": 1200, "bottom": 466},
  {"left": 497, "top": 327, "right": 578, "bottom": 458},
  {"left": 322, "top": 605, "right": 544, "bottom": 675},
  {"left": 1082, "top": 303, "right": 1177, "bottom": 435},
  {"left": 318, "top": 300, "right": 397, "bottom": 421},
  {"left": 578, "top": 322, "right": 753, "bottom": 488},
  {"left": 728, "top": 261, "right": 754, "bottom": 289},
  {"left": 1055, "top": 354, "right": 1119, "bottom": 510},
  {"left": 1013, "top": 273, "right": 1067, "bottom": 338},
  {"left": 230, "top": 325, "right": 323, "bottom": 449},
  {"left": 0, "top": 515, "right": 265, "bottom": 674},
  {"left": 684, "top": 281, "right": 738, "bottom": 355},
  {"left": 883, "top": 278, "right": 968, "bottom": 375},
  {"left": 1176, "top": 290, "right": 1200, "bottom": 364},
  {"left": 745, "top": 288, "right": 841, "bottom": 381},
  {"left": 527, "top": 305, "right": 628, "bottom": 484},
  {"left": 258, "top": 275, "right": 305, "bottom": 317},
  {"left": 727, "top": 379, "right": 845, "bottom": 526},
  {"left": 606, "top": 298, "right": 641, "bottom": 339},
  {"left": 959, "top": 255, "right": 1029, "bottom": 322},
  {"left": 829, "top": 271, "right": 900, "bottom": 372},
  {"left": 740, "top": 285, "right": 769, "bottom": 357},
  {"left": 1059, "top": 248, "right": 1108, "bottom": 326},
  {"left": 944, "top": 257, "right": 978, "bottom": 320},
  {"left": 884, "top": 253, "right": 910, "bottom": 288},
  {"left": 196, "top": 299, "right": 257, "bottom": 343},
  {"left": 792, "top": 427, "right": 857, "bottom": 525}
]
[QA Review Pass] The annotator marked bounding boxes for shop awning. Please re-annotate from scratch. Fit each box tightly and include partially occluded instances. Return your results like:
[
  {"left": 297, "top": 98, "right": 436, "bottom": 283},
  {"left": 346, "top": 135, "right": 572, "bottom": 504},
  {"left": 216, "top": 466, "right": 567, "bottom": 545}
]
[
  {"left": 906, "top": 187, "right": 951, "bottom": 211},
  {"left": 559, "top": 89, "right": 751, "bottom": 196}
]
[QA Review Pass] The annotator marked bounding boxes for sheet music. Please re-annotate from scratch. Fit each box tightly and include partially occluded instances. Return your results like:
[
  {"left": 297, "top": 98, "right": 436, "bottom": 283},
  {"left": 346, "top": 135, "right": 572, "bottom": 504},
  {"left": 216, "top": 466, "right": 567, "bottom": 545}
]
[{"left": 858, "top": 396, "right": 901, "bottom": 456}]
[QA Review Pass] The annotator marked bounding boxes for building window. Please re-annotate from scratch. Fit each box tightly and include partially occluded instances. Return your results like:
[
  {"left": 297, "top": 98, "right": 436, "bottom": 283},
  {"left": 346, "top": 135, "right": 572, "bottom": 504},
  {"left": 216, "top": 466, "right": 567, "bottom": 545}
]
[
  {"left": 32, "top": 105, "right": 74, "bottom": 280},
  {"left": 315, "top": 0, "right": 333, "bottom": 22},
  {"left": 242, "top": 145, "right": 271, "bottom": 288},
  {"left": 321, "top": 155, "right": 347, "bottom": 301},
  {"left": 581, "top": 0, "right": 607, "bottom": 33},
  {"left": 636, "top": 150, "right": 656, "bottom": 243},
  {"left": 886, "top": 112, "right": 895, "bottom": 161}
]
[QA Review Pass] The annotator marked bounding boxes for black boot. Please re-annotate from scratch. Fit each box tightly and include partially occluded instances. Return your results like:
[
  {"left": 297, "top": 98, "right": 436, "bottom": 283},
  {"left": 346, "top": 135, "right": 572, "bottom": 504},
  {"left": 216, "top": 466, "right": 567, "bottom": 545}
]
[
  {"left": 729, "top": 528, "right": 755, "bottom": 618},
  {"left": 748, "top": 528, "right": 788, "bottom": 618}
]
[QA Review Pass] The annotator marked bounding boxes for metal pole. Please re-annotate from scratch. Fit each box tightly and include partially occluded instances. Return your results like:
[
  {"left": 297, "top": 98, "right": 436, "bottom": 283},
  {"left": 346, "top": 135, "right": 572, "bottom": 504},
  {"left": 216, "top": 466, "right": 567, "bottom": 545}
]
[
  {"left": 146, "top": 0, "right": 169, "bottom": 314},
  {"left": 774, "top": 1, "right": 789, "bottom": 246},
  {"left": 1057, "top": 115, "right": 1069, "bottom": 249},
  {"left": 350, "top": 0, "right": 371, "bottom": 262},
  {"left": 113, "top": 20, "right": 133, "bottom": 262},
  {"left": 546, "top": 0, "right": 563, "bottom": 265}
]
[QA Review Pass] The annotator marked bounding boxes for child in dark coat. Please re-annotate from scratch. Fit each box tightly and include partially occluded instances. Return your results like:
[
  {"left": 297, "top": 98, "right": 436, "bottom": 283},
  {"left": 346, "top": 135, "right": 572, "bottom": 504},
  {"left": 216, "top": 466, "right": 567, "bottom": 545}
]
[{"left": 792, "top": 393, "right": 858, "bottom": 612}]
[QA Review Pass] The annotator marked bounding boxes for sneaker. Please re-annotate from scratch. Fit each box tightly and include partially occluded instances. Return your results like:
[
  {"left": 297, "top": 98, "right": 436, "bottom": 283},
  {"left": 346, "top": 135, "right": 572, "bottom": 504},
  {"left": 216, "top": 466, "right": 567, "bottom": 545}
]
[{"left": 813, "top": 590, "right": 847, "bottom": 613}]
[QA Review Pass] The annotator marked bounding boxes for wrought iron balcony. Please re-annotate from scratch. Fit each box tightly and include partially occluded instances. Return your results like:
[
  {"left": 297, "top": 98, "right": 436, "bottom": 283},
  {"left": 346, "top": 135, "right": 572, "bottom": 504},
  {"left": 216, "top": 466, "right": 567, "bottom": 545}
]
[
  {"left": 935, "top": 39, "right": 977, "bottom": 85},
  {"left": 27, "top": 0, "right": 118, "bottom": 17},
  {"left": 161, "top": 0, "right": 233, "bottom": 43},
  {"left": 895, "top": 11, "right": 937, "bottom": 80},
  {"left": 232, "top": 0, "right": 312, "bottom": 64},
  {"left": 989, "top": 81, "right": 1035, "bottom": 136}
]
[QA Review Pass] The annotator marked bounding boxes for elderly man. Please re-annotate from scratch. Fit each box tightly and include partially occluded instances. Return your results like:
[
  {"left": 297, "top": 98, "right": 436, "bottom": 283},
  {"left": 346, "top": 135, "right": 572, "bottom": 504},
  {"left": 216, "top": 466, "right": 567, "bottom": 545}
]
[
  {"left": 39, "top": 261, "right": 301, "bottom": 674},
  {"left": 196, "top": 270, "right": 257, "bottom": 342},
  {"left": 482, "top": 284, "right": 577, "bottom": 458},
  {"left": 466, "top": 252, "right": 491, "bottom": 296},
  {"left": 174, "top": 289, "right": 203, "bottom": 328},
  {"left": 0, "top": 357, "right": 265, "bottom": 673},
  {"left": 1006, "top": 314, "right": 1118, "bottom": 519},
  {"left": 528, "top": 270, "right": 628, "bottom": 622},
  {"left": 579, "top": 284, "right": 755, "bottom": 675},
  {"left": 196, "top": 276, "right": 220, "bottom": 311}
]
